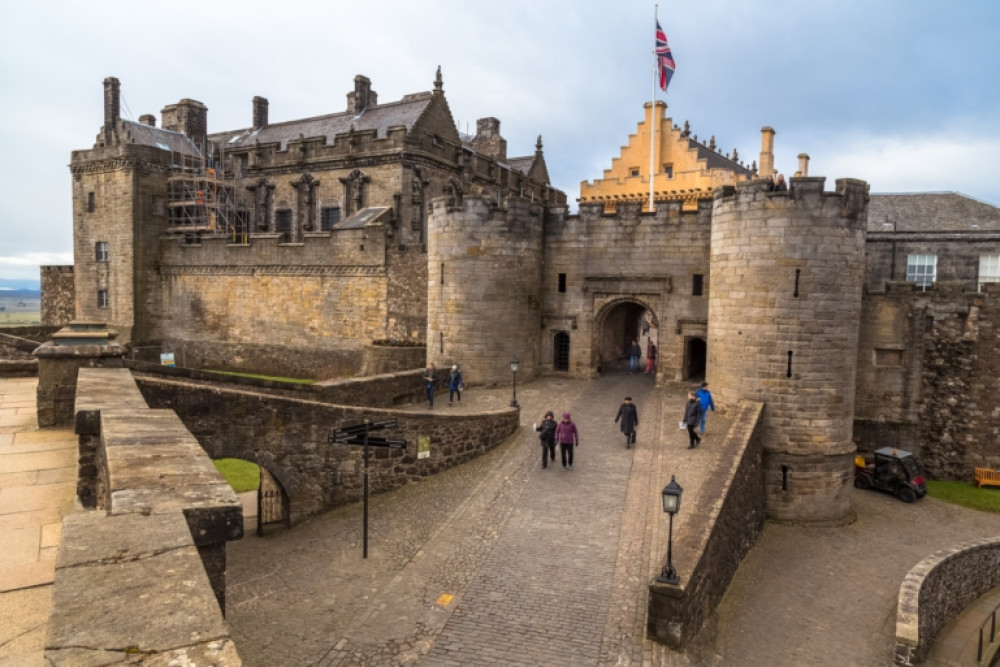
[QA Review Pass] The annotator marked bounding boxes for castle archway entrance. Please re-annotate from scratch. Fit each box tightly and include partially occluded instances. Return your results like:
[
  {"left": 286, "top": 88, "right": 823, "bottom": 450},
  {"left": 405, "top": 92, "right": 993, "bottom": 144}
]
[{"left": 594, "top": 299, "right": 656, "bottom": 373}]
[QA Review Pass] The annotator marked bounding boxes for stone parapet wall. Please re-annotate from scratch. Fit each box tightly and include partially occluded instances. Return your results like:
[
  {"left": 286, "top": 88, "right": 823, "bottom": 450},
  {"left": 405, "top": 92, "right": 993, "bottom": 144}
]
[
  {"left": 134, "top": 374, "right": 519, "bottom": 523},
  {"left": 40, "top": 265, "right": 75, "bottom": 326},
  {"left": 895, "top": 537, "right": 1000, "bottom": 665},
  {"left": 708, "top": 177, "right": 868, "bottom": 523},
  {"left": 427, "top": 195, "right": 544, "bottom": 385},
  {"left": 648, "top": 400, "right": 766, "bottom": 647}
]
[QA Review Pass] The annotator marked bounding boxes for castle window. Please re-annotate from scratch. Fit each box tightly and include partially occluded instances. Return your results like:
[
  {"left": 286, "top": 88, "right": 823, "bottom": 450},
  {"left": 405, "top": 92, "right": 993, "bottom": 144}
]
[
  {"left": 906, "top": 254, "right": 936, "bottom": 289},
  {"left": 239, "top": 154, "right": 249, "bottom": 177},
  {"left": 629, "top": 168, "right": 640, "bottom": 178},
  {"left": 97, "top": 289, "right": 108, "bottom": 309},
  {"left": 87, "top": 192, "right": 95, "bottom": 213},
  {"left": 558, "top": 273, "right": 566, "bottom": 293},
  {"left": 276, "top": 209, "right": 292, "bottom": 242},
  {"left": 692, "top": 274, "right": 704, "bottom": 296},
  {"left": 321, "top": 207, "right": 341, "bottom": 231},
  {"left": 663, "top": 164, "right": 674, "bottom": 178},
  {"left": 95, "top": 241, "right": 109, "bottom": 262},
  {"left": 979, "top": 254, "right": 1000, "bottom": 291}
]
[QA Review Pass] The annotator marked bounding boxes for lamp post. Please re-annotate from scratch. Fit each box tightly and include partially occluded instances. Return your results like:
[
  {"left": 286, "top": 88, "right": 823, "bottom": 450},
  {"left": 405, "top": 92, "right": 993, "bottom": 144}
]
[
  {"left": 509, "top": 355, "right": 520, "bottom": 408},
  {"left": 657, "top": 475, "right": 683, "bottom": 585}
]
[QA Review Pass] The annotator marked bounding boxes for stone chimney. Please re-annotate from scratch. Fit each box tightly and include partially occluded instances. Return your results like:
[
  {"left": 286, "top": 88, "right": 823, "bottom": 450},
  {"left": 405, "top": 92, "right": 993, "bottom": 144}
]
[
  {"left": 161, "top": 98, "right": 208, "bottom": 150},
  {"left": 759, "top": 126, "right": 776, "bottom": 179},
  {"left": 795, "top": 153, "right": 810, "bottom": 177},
  {"left": 103, "top": 77, "right": 120, "bottom": 145},
  {"left": 347, "top": 75, "right": 377, "bottom": 114},
  {"left": 138, "top": 114, "right": 156, "bottom": 127},
  {"left": 253, "top": 96, "right": 268, "bottom": 129},
  {"left": 471, "top": 117, "right": 507, "bottom": 162}
]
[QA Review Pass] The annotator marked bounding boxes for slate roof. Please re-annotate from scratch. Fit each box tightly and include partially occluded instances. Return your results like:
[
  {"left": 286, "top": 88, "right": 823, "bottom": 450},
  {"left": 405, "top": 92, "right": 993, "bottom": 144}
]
[
  {"left": 868, "top": 192, "right": 1000, "bottom": 232},
  {"left": 507, "top": 156, "right": 535, "bottom": 175},
  {"left": 211, "top": 94, "right": 434, "bottom": 151},
  {"left": 333, "top": 206, "right": 391, "bottom": 230},
  {"left": 119, "top": 120, "right": 201, "bottom": 157},
  {"left": 688, "top": 140, "right": 752, "bottom": 175}
]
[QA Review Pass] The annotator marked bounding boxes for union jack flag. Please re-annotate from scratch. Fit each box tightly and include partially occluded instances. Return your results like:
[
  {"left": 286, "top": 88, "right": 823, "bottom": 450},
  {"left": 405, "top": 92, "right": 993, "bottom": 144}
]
[{"left": 655, "top": 20, "right": 676, "bottom": 92}]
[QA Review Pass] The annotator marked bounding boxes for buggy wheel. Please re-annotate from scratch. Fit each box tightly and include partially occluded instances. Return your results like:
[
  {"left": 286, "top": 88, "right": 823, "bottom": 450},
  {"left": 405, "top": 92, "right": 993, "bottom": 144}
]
[
  {"left": 854, "top": 475, "right": 871, "bottom": 490},
  {"left": 896, "top": 486, "right": 917, "bottom": 503}
]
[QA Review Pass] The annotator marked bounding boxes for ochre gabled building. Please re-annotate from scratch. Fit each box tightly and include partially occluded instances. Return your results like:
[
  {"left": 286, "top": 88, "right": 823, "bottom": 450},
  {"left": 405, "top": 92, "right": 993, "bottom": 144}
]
[{"left": 579, "top": 101, "right": 754, "bottom": 211}]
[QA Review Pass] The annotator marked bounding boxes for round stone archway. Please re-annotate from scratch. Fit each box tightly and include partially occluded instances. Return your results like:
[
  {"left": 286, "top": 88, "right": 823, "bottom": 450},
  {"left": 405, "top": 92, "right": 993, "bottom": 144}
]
[{"left": 593, "top": 298, "right": 658, "bottom": 374}]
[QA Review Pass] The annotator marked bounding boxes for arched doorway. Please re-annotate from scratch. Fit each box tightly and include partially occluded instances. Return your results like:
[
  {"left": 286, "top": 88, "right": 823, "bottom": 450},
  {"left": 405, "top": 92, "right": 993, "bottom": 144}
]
[
  {"left": 553, "top": 331, "right": 570, "bottom": 371},
  {"left": 685, "top": 338, "right": 707, "bottom": 380},
  {"left": 258, "top": 466, "right": 291, "bottom": 535},
  {"left": 595, "top": 300, "right": 654, "bottom": 373}
]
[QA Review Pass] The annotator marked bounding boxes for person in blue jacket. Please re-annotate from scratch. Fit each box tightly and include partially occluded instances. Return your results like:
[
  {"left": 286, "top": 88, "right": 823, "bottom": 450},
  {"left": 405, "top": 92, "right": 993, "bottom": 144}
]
[{"left": 696, "top": 381, "right": 716, "bottom": 435}]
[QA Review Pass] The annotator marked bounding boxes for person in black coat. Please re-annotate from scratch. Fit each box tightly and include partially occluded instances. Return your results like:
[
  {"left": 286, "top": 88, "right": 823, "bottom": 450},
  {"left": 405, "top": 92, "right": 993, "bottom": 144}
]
[
  {"left": 534, "top": 411, "right": 557, "bottom": 468},
  {"left": 615, "top": 396, "right": 639, "bottom": 448},
  {"left": 683, "top": 389, "right": 703, "bottom": 449}
]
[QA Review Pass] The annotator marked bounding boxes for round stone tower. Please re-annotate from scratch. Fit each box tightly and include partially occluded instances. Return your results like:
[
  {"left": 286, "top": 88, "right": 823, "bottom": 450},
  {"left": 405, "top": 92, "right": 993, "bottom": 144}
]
[
  {"left": 707, "top": 177, "right": 869, "bottom": 524},
  {"left": 427, "top": 195, "right": 544, "bottom": 386}
]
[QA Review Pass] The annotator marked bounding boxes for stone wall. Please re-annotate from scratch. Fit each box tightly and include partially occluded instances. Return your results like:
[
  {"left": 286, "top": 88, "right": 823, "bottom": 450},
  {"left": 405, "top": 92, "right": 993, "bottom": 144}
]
[
  {"left": 709, "top": 177, "right": 869, "bottom": 524},
  {"left": 854, "top": 282, "right": 1000, "bottom": 478},
  {"left": 134, "top": 374, "right": 519, "bottom": 523},
  {"left": 895, "top": 536, "right": 1000, "bottom": 665},
  {"left": 647, "top": 400, "right": 766, "bottom": 647},
  {"left": 866, "top": 234, "right": 1000, "bottom": 291},
  {"left": 541, "top": 199, "right": 712, "bottom": 381},
  {"left": 40, "top": 265, "right": 75, "bottom": 326}
]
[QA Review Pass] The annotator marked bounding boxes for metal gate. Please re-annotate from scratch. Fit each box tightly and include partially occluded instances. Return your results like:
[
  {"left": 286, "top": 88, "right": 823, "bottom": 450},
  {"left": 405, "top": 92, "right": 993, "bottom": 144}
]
[
  {"left": 553, "top": 331, "right": 570, "bottom": 371},
  {"left": 257, "top": 467, "right": 290, "bottom": 536}
]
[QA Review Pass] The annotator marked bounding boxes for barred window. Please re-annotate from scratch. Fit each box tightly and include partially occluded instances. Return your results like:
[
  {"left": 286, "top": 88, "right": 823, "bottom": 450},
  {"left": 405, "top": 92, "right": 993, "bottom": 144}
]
[
  {"left": 95, "top": 241, "right": 109, "bottom": 262},
  {"left": 906, "top": 254, "right": 936, "bottom": 288}
]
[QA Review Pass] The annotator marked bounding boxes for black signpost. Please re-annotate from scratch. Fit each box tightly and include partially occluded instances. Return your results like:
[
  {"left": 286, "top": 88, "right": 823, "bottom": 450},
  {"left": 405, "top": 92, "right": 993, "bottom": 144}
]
[{"left": 328, "top": 419, "right": 405, "bottom": 558}]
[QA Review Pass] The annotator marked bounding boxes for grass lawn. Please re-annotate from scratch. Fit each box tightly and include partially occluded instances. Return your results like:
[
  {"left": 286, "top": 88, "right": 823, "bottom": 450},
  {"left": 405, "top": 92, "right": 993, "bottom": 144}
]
[
  {"left": 205, "top": 369, "right": 315, "bottom": 385},
  {"left": 926, "top": 480, "right": 1000, "bottom": 514},
  {"left": 213, "top": 458, "right": 260, "bottom": 492}
]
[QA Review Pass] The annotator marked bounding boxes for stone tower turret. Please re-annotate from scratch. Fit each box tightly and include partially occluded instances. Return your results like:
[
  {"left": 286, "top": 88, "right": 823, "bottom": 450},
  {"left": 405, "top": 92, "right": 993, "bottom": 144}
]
[
  {"left": 427, "top": 195, "right": 544, "bottom": 386},
  {"left": 708, "top": 177, "right": 869, "bottom": 524}
]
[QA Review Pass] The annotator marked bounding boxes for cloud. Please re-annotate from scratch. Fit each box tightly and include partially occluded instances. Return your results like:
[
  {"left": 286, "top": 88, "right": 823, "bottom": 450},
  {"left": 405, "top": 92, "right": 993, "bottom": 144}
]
[{"left": 0, "top": 252, "right": 73, "bottom": 281}]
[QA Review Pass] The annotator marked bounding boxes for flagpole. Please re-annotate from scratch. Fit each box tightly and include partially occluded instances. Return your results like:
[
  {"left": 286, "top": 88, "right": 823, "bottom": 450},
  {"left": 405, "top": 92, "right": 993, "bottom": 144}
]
[{"left": 649, "top": 4, "right": 658, "bottom": 213}]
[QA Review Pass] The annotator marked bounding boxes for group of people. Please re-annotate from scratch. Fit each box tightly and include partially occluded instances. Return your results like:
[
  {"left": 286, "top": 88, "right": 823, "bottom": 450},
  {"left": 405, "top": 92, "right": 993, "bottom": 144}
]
[
  {"left": 422, "top": 363, "right": 464, "bottom": 408},
  {"left": 627, "top": 339, "right": 656, "bottom": 374},
  {"left": 534, "top": 383, "right": 716, "bottom": 469}
]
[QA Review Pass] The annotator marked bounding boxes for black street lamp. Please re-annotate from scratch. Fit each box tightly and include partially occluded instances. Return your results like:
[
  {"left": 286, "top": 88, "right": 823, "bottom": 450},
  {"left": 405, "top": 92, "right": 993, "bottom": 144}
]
[
  {"left": 657, "top": 475, "right": 683, "bottom": 585},
  {"left": 509, "top": 355, "right": 520, "bottom": 408}
]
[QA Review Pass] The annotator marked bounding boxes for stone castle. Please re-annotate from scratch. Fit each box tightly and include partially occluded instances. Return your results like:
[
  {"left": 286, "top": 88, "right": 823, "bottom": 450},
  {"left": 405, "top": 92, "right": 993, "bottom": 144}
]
[{"left": 57, "top": 71, "right": 1000, "bottom": 527}]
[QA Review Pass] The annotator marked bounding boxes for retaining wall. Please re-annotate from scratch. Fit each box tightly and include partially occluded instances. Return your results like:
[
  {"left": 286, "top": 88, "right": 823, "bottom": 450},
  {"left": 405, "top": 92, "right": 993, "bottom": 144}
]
[
  {"left": 647, "top": 400, "right": 766, "bottom": 647},
  {"left": 895, "top": 536, "right": 1000, "bottom": 665}
]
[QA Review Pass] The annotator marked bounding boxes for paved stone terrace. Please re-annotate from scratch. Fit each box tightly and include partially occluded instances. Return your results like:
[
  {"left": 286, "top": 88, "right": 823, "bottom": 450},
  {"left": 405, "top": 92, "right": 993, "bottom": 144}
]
[
  {"left": 0, "top": 377, "right": 78, "bottom": 666},
  {"left": 226, "top": 366, "right": 1000, "bottom": 667}
]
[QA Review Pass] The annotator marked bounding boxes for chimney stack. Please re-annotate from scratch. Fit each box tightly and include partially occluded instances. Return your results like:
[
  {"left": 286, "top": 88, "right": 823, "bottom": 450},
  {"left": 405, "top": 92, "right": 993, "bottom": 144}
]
[
  {"left": 103, "top": 77, "right": 120, "bottom": 145},
  {"left": 347, "top": 75, "right": 377, "bottom": 114},
  {"left": 759, "top": 126, "right": 776, "bottom": 179},
  {"left": 253, "top": 96, "right": 268, "bottom": 129},
  {"left": 139, "top": 114, "right": 156, "bottom": 127},
  {"left": 796, "top": 153, "right": 810, "bottom": 178},
  {"left": 161, "top": 99, "right": 208, "bottom": 150}
]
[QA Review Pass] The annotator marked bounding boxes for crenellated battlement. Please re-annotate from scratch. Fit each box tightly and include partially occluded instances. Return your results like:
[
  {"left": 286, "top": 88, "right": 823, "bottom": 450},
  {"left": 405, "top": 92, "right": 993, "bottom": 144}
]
[{"left": 714, "top": 176, "right": 870, "bottom": 226}]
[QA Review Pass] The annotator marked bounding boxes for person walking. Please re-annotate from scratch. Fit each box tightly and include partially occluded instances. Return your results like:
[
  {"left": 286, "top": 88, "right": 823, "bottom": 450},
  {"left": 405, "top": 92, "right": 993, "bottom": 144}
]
[
  {"left": 534, "top": 411, "right": 557, "bottom": 468},
  {"left": 615, "top": 396, "right": 639, "bottom": 448},
  {"left": 697, "top": 381, "right": 716, "bottom": 435},
  {"left": 683, "top": 389, "right": 703, "bottom": 449},
  {"left": 447, "top": 364, "right": 463, "bottom": 406},
  {"left": 645, "top": 342, "right": 657, "bottom": 374},
  {"left": 628, "top": 339, "right": 642, "bottom": 373},
  {"left": 554, "top": 412, "right": 579, "bottom": 469},
  {"left": 422, "top": 363, "right": 436, "bottom": 408}
]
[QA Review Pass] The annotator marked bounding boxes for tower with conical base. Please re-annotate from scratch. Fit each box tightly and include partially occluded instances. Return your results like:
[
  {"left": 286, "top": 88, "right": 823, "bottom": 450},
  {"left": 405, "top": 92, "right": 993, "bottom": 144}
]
[{"left": 707, "top": 177, "right": 869, "bottom": 524}]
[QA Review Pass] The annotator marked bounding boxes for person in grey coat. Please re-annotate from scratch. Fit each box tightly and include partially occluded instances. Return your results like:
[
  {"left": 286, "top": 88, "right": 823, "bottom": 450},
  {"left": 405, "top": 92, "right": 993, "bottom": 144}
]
[
  {"left": 683, "top": 389, "right": 703, "bottom": 449},
  {"left": 615, "top": 396, "right": 639, "bottom": 448}
]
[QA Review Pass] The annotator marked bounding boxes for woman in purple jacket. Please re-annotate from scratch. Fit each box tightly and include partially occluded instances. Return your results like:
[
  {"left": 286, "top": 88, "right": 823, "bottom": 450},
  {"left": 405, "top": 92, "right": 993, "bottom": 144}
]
[{"left": 554, "top": 412, "right": 580, "bottom": 469}]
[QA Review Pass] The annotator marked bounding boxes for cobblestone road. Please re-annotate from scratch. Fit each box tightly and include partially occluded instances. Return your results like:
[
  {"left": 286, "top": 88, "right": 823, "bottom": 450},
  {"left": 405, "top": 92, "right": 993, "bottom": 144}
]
[{"left": 226, "top": 366, "right": 1000, "bottom": 666}]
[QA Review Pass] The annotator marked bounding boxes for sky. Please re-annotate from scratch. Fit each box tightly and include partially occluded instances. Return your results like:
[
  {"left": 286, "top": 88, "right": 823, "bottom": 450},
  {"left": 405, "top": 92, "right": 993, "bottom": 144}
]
[{"left": 1, "top": 0, "right": 998, "bottom": 282}]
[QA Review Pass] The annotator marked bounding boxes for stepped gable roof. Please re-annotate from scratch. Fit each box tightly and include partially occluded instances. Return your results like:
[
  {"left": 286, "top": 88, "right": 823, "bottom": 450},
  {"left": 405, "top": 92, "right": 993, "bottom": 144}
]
[
  {"left": 120, "top": 120, "right": 201, "bottom": 156},
  {"left": 212, "top": 92, "right": 435, "bottom": 151},
  {"left": 868, "top": 192, "right": 1000, "bottom": 232},
  {"left": 687, "top": 139, "right": 752, "bottom": 175}
]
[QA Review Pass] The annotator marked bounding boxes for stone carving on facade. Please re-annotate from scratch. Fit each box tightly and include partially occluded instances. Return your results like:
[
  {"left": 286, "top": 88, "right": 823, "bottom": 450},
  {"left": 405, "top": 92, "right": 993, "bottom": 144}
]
[
  {"left": 291, "top": 173, "right": 319, "bottom": 232},
  {"left": 246, "top": 178, "right": 274, "bottom": 231},
  {"left": 444, "top": 177, "right": 464, "bottom": 211},
  {"left": 339, "top": 168, "right": 369, "bottom": 217}
]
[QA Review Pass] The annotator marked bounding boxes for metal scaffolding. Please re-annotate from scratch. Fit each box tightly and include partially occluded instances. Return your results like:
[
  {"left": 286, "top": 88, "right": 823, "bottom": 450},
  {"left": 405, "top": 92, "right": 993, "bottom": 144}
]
[{"left": 167, "top": 153, "right": 246, "bottom": 241}]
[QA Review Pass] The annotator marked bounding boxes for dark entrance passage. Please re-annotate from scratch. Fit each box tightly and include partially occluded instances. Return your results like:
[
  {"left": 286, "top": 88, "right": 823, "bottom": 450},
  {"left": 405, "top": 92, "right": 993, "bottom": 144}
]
[
  {"left": 599, "top": 301, "right": 647, "bottom": 372},
  {"left": 553, "top": 331, "right": 570, "bottom": 371},
  {"left": 685, "top": 337, "right": 707, "bottom": 380}
]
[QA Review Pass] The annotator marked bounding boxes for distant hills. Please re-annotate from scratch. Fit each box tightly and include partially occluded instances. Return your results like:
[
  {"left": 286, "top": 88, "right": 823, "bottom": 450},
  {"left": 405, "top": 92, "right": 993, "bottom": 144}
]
[{"left": 0, "top": 278, "right": 40, "bottom": 293}]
